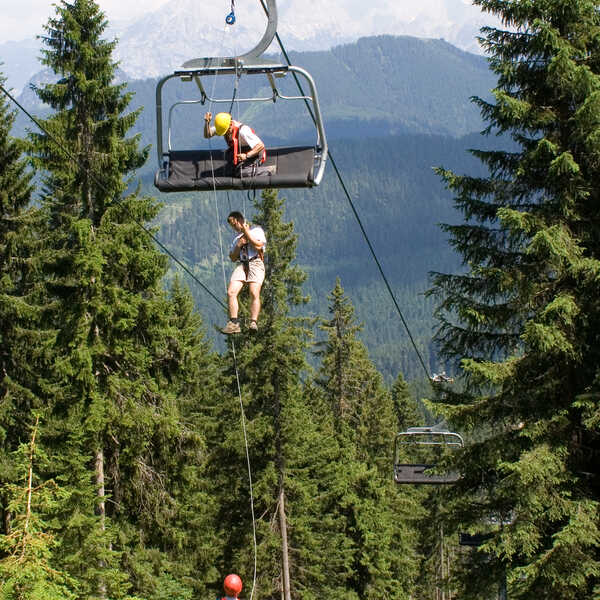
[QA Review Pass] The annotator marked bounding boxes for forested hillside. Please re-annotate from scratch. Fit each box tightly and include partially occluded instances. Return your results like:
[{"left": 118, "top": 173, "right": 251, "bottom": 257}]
[
  {"left": 151, "top": 130, "right": 494, "bottom": 381},
  {"left": 130, "top": 35, "right": 495, "bottom": 160},
  {"left": 3, "top": 0, "right": 599, "bottom": 599},
  {"left": 11, "top": 33, "right": 497, "bottom": 381},
  {"left": 14, "top": 35, "right": 495, "bottom": 152}
]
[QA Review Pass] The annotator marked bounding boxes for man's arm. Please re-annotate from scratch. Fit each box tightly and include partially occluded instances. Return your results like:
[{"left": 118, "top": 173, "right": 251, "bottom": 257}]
[
  {"left": 229, "top": 235, "right": 245, "bottom": 261},
  {"left": 237, "top": 126, "right": 265, "bottom": 162},
  {"left": 241, "top": 223, "right": 264, "bottom": 251},
  {"left": 204, "top": 112, "right": 214, "bottom": 139}
]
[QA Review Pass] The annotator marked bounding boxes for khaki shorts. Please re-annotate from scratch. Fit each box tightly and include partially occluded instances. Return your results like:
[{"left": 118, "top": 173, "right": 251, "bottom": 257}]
[{"left": 230, "top": 259, "right": 265, "bottom": 284}]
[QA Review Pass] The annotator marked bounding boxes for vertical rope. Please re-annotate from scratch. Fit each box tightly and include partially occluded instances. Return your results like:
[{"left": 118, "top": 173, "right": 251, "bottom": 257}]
[{"left": 207, "top": 26, "right": 259, "bottom": 597}]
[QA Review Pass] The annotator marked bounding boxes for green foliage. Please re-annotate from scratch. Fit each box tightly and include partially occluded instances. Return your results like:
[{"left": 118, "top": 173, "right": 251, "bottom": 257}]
[
  {"left": 313, "top": 279, "right": 423, "bottom": 597},
  {"left": 391, "top": 373, "right": 424, "bottom": 432},
  {"left": 430, "top": 0, "right": 600, "bottom": 596},
  {"left": 0, "top": 418, "right": 77, "bottom": 600},
  {"left": 0, "top": 1, "right": 224, "bottom": 597},
  {"left": 154, "top": 130, "right": 495, "bottom": 382},
  {"left": 205, "top": 189, "right": 321, "bottom": 597}
]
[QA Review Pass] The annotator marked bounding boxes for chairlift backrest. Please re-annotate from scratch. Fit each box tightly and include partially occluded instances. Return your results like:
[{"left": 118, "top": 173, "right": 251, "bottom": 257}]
[{"left": 394, "top": 427, "right": 464, "bottom": 485}]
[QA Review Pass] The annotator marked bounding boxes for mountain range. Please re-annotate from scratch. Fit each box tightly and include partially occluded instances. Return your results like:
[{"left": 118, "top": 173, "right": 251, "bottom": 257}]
[
  {"left": 1, "top": 0, "right": 497, "bottom": 94},
  {"left": 5, "top": 32, "right": 501, "bottom": 381}
]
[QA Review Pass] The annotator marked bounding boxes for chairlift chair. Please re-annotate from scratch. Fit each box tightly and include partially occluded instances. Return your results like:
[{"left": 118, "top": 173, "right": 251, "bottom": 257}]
[
  {"left": 154, "top": 0, "right": 327, "bottom": 193},
  {"left": 394, "top": 427, "right": 464, "bottom": 484}
]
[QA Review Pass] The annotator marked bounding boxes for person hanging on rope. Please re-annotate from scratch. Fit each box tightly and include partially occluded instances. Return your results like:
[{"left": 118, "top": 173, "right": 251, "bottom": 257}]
[
  {"left": 204, "top": 111, "right": 268, "bottom": 177},
  {"left": 221, "top": 211, "right": 266, "bottom": 334},
  {"left": 218, "top": 573, "right": 243, "bottom": 599}
]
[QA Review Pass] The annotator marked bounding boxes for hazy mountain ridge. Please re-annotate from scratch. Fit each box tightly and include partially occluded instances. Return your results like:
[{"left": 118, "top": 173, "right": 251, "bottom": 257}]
[
  {"left": 11, "top": 35, "right": 495, "bottom": 170},
  {"left": 1, "top": 0, "right": 495, "bottom": 93}
]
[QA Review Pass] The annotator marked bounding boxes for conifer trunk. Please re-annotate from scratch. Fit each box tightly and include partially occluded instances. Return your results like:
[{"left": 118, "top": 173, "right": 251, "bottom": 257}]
[
  {"left": 95, "top": 447, "right": 107, "bottom": 599},
  {"left": 278, "top": 487, "right": 291, "bottom": 600},
  {"left": 274, "top": 375, "right": 291, "bottom": 600}
]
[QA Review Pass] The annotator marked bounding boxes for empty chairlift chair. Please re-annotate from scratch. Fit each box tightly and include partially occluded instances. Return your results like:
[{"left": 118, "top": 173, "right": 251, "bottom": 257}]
[
  {"left": 154, "top": 0, "right": 327, "bottom": 193},
  {"left": 394, "top": 427, "right": 464, "bottom": 484}
]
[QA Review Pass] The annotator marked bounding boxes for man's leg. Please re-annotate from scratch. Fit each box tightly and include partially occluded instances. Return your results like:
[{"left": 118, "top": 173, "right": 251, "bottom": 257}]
[
  {"left": 228, "top": 279, "right": 244, "bottom": 318},
  {"left": 248, "top": 282, "right": 262, "bottom": 322}
]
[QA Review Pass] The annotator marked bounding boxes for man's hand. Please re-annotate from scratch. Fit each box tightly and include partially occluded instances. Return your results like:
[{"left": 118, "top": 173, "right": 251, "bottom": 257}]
[
  {"left": 237, "top": 152, "right": 247, "bottom": 162},
  {"left": 204, "top": 112, "right": 212, "bottom": 122}
]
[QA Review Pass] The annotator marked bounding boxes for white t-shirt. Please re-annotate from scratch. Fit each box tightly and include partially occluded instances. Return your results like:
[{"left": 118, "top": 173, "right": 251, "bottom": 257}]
[
  {"left": 230, "top": 225, "right": 266, "bottom": 261},
  {"left": 237, "top": 123, "right": 261, "bottom": 149}
]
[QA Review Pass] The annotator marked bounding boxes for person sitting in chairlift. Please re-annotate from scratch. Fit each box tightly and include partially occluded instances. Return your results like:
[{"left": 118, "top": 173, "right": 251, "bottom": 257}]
[{"left": 204, "top": 111, "right": 271, "bottom": 177}]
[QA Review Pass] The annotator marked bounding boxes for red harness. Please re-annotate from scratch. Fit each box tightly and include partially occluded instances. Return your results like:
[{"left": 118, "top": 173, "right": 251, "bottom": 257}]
[{"left": 227, "top": 121, "right": 266, "bottom": 166}]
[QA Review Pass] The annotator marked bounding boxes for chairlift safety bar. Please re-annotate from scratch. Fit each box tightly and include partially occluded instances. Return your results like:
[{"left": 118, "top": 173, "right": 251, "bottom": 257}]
[{"left": 394, "top": 428, "right": 464, "bottom": 450}]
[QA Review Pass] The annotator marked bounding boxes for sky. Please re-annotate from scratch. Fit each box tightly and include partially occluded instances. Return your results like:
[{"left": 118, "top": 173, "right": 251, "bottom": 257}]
[
  {"left": 0, "top": 0, "right": 168, "bottom": 43},
  {"left": 0, "top": 0, "right": 486, "bottom": 44}
]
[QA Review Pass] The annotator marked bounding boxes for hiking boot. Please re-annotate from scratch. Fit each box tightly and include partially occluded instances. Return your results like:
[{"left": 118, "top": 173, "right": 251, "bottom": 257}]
[
  {"left": 248, "top": 320, "right": 258, "bottom": 332},
  {"left": 221, "top": 320, "right": 241, "bottom": 334}
]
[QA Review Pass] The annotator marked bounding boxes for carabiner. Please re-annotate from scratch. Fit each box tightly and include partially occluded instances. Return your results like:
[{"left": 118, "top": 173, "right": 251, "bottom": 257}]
[{"left": 226, "top": 0, "right": 235, "bottom": 25}]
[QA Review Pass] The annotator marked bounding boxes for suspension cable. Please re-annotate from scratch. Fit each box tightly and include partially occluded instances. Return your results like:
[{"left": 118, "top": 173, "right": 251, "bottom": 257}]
[{"left": 257, "top": 0, "right": 432, "bottom": 380}]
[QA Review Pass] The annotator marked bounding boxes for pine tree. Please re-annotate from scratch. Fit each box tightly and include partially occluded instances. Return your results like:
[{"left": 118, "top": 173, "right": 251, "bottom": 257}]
[
  {"left": 0, "top": 69, "right": 49, "bottom": 547},
  {"left": 0, "top": 417, "right": 78, "bottom": 600},
  {"left": 205, "top": 190, "right": 365, "bottom": 599},
  {"left": 22, "top": 1, "right": 220, "bottom": 597},
  {"left": 430, "top": 1, "right": 600, "bottom": 597},
  {"left": 314, "top": 279, "right": 422, "bottom": 598},
  {"left": 391, "top": 373, "right": 423, "bottom": 432}
]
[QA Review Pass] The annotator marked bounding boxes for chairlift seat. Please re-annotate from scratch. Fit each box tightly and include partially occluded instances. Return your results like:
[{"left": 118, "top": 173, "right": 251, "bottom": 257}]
[
  {"left": 394, "top": 463, "right": 460, "bottom": 485},
  {"left": 154, "top": 146, "right": 318, "bottom": 192},
  {"left": 393, "top": 427, "right": 464, "bottom": 485}
]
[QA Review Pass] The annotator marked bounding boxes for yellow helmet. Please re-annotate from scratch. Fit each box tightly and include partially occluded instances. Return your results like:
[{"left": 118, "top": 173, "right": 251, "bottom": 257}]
[{"left": 214, "top": 112, "right": 232, "bottom": 136}]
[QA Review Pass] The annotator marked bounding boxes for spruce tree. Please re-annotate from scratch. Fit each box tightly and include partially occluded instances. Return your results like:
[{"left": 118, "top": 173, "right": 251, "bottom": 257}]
[
  {"left": 206, "top": 190, "right": 362, "bottom": 599},
  {"left": 0, "top": 69, "right": 48, "bottom": 548},
  {"left": 430, "top": 1, "right": 600, "bottom": 597},
  {"left": 23, "top": 1, "right": 220, "bottom": 597},
  {"left": 391, "top": 373, "right": 423, "bottom": 432},
  {"left": 314, "top": 279, "right": 422, "bottom": 598}
]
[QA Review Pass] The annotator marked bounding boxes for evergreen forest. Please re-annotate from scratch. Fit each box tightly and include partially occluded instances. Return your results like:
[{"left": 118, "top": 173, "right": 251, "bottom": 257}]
[{"left": 0, "top": 1, "right": 599, "bottom": 599}]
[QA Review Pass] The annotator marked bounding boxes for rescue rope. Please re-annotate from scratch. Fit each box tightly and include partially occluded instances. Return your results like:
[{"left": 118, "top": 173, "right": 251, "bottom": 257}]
[{"left": 206, "top": 31, "right": 260, "bottom": 600}]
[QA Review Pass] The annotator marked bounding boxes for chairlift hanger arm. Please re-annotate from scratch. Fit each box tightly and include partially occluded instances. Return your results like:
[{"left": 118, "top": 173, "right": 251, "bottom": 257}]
[
  {"left": 182, "top": 0, "right": 277, "bottom": 70},
  {"left": 154, "top": 0, "right": 328, "bottom": 190}
]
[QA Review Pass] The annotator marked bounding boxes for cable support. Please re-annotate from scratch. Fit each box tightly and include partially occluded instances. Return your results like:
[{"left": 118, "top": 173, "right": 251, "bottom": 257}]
[{"left": 257, "top": 0, "right": 432, "bottom": 380}]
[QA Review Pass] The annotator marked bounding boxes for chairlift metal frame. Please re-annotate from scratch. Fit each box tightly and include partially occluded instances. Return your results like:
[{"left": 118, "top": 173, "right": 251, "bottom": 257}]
[
  {"left": 394, "top": 427, "right": 464, "bottom": 485},
  {"left": 154, "top": 0, "right": 328, "bottom": 190}
]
